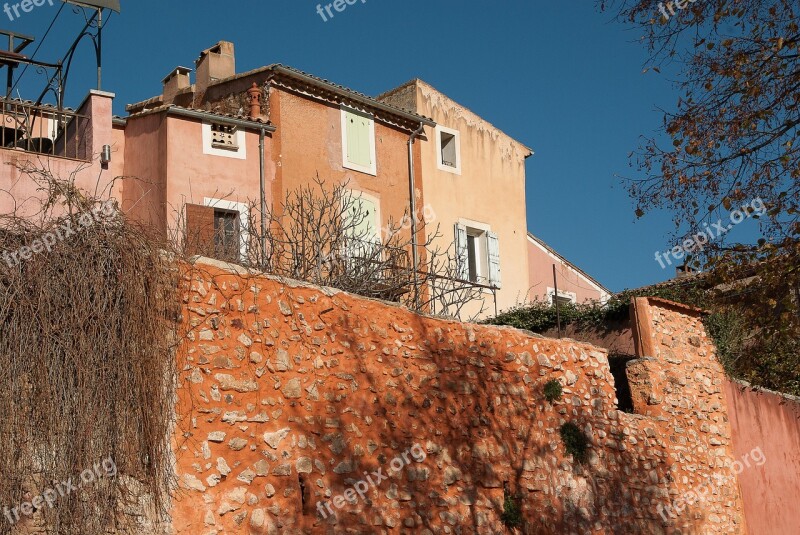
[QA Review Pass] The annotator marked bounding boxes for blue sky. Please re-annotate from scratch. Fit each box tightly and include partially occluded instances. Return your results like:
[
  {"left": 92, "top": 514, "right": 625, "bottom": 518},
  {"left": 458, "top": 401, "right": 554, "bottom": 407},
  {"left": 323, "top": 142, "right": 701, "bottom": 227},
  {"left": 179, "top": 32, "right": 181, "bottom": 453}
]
[{"left": 3, "top": 0, "right": 765, "bottom": 292}]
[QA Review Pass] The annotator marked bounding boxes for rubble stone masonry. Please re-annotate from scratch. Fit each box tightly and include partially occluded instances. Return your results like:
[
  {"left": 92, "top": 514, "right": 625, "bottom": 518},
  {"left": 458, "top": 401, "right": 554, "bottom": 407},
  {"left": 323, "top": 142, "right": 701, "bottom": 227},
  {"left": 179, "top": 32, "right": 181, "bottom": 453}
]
[{"left": 173, "top": 259, "right": 747, "bottom": 534}]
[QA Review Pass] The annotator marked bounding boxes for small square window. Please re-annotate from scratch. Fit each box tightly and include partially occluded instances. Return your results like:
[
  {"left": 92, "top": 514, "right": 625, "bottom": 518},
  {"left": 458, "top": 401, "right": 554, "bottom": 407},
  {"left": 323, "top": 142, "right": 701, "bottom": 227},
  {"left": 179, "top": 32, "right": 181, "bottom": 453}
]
[
  {"left": 549, "top": 290, "right": 576, "bottom": 307},
  {"left": 440, "top": 132, "right": 457, "bottom": 168},
  {"left": 554, "top": 295, "right": 574, "bottom": 307},
  {"left": 211, "top": 123, "right": 239, "bottom": 151},
  {"left": 436, "top": 125, "right": 461, "bottom": 174}
]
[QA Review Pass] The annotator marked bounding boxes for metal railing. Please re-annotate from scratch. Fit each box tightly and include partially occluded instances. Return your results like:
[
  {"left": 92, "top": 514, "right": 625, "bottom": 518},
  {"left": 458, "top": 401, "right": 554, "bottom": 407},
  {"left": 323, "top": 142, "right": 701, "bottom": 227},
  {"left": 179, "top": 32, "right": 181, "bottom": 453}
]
[{"left": 0, "top": 98, "right": 90, "bottom": 161}]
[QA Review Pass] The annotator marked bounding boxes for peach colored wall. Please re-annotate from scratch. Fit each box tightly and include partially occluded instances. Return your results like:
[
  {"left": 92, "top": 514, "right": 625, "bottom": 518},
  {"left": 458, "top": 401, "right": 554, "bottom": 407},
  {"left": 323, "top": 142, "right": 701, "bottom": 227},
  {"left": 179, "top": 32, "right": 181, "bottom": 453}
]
[
  {"left": 119, "top": 113, "right": 273, "bottom": 238},
  {"left": 527, "top": 237, "right": 610, "bottom": 304},
  {"left": 120, "top": 113, "right": 167, "bottom": 230},
  {"left": 0, "top": 92, "right": 120, "bottom": 219},
  {"left": 110, "top": 124, "right": 126, "bottom": 180},
  {"left": 200, "top": 73, "right": 421, "bottom": 242},
  {"left": 723, "top": 381, "right": 800, "bottom": 535},
  {"left": 384, "top": 81, "right": 532, "bottom": 319},
  {"left": 171, "top": 259, "right": 747, "bottom": 534},
  {"left": 270, "top": 89, "right": 418, "bottom": 241},
  {"left": 163, "top": 115, "right": 272, "bottom": 235}
]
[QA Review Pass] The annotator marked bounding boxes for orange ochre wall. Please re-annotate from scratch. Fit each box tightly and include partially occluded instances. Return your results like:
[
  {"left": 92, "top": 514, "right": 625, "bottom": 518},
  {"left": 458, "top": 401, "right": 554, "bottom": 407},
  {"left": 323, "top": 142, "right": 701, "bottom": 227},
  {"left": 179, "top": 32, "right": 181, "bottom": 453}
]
[
  {"left": 172, "top": 259, "right": 746, "bottom": 534},
  {"left": 723, "top": 381, "right": 800, "bottom": 535}
]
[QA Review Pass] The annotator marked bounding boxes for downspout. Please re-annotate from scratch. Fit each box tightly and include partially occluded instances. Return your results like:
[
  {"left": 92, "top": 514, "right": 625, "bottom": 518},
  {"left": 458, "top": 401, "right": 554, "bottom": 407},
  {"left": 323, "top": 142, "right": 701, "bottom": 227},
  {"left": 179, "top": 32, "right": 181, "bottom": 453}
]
[
  {"left": 408, "top": 123, "right": 425, "bottom": 310},
  {"left": 248, "top": 83, "right": 269, "bottom": 267},
  {"left": 259, "top": 127, "right": 267, "bottom": 265}
]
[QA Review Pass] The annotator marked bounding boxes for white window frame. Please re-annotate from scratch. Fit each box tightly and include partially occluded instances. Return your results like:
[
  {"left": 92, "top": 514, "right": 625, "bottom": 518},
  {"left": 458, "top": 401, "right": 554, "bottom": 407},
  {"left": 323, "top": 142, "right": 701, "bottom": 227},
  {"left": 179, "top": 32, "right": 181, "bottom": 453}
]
[
  {"left": 456, "top": 218, "right": 500, "bottom": 289},
  {"left": 202, "top": 122, "right": 247, "bottom": 160},
  {"left": 340, "top": 106, "right": 377, "bottom": 176},
  {"left": 547, "top": 287, "right": 577, "bottom": 306},
  {"left": 203, "top": 197, "right": 249, "bottom": 260},
  {"left": 466, "top": 229, "right": 488, "bottom": 283},
  {"left": 436, "top": 124, "right": 462, "bottom": 175}
]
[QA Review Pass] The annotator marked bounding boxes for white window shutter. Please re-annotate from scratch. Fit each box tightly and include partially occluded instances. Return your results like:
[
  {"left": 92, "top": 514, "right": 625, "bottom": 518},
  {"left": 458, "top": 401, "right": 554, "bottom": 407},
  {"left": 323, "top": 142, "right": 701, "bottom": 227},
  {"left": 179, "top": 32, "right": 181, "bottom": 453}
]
[
  {"left": 487, "top": 231, "right": 501, "bottom": 288},
  {"left": 455, "top": 223, "right": 468, "bottom": 281}
]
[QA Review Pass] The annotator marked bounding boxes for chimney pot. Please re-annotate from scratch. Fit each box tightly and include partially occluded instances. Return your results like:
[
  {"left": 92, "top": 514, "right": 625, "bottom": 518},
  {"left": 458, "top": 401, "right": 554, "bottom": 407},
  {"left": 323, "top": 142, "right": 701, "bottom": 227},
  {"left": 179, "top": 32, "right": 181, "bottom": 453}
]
[{"left": 247, "top": 83, "right": 262, "bottom": 118}]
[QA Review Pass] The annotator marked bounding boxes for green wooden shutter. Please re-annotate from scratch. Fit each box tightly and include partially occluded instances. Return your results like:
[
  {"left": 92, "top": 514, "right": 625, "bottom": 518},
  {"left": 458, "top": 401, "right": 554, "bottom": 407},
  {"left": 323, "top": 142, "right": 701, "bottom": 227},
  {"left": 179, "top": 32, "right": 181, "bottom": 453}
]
[
  {"left": 487, "top": 231, "right": 502, "bottom": 288},
  {"left": 455, "top": 223, "right": 469, "bottom": 281},
  {"left": 344, "top": 194, "right": 380, "bottom": 261},
  {"left": 345, "top": 110, "right": 372, "bottom": 167},
  {"left": 354, "top": 196, "right": 378, "bottom": 243}
]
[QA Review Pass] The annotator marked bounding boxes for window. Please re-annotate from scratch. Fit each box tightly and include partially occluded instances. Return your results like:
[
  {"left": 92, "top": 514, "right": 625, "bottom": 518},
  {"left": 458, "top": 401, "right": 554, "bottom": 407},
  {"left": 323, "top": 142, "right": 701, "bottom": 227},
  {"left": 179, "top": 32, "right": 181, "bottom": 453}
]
[
  {"left": 213, "top": 209, "right": 240, "bottom": 262},
  {"left": 441, "top": 133, "right": 457, "bottom": 167},
  {"left": 341, "top": 107, "right": 377, "bottom": 175},
  {"left": 210, "top": 123, "right": 239, "bottom": 151},
  {"left": 554, "top": 295, "right": 573, "bottom": 307},
  {"left": 436, "top": 125, "right": 461, "bottom": 174},
  {"left": 183, "top": 204, "right": 244, "bottom": 263},
  {"left": 548, "top": 288, "right": 577, "bottom": 306},
  {"left": 456, "top": 222, "right": 501, "bottom": 288},
  {"left": 343, "top": 192, "right": 381, "bottom": 251},
  {"left": 466, "top": 234, "right": 479, "bottom": 283},
  {"left": 342, "top": 192, "right": 382, "bottom": 275}
]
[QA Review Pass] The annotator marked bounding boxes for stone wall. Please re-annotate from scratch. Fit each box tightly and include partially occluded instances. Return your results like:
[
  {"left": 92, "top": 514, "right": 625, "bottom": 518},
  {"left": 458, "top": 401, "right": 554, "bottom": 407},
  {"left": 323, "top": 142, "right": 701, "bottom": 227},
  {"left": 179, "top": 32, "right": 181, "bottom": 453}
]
[{"left": 173, "top": 259, "right": 747, "bottom": 534}]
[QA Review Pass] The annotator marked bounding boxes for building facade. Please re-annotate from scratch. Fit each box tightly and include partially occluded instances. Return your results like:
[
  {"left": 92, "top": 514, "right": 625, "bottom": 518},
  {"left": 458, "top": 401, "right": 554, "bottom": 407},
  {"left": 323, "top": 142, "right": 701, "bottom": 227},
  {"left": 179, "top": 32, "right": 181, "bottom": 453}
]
[
  {"left": 378, "top": 79, "right": 534, "bottom": 317},
  {"left": 1, "top": 40, "right": 610, "bottom": 317}
]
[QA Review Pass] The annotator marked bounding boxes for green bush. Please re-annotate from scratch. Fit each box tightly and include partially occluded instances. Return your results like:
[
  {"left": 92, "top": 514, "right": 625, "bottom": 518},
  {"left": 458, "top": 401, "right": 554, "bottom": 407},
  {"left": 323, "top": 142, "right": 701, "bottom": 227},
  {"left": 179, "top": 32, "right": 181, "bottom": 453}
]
[
  {"left": 560, "top": 422, "right": 589, "bottom": 463},
  {"left": 500, "top": 489, "right": 523, "bottom": 528},
  {"left": 543, "top": 379, "right": 563, "bottom": 402}
]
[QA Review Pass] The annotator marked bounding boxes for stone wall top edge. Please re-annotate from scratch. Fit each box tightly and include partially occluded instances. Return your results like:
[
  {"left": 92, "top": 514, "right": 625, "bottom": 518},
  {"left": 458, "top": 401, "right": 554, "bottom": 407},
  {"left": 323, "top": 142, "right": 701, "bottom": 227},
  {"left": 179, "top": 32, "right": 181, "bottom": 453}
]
[{"left": 184, "top": 256, "right": 610, "bottom": 354}]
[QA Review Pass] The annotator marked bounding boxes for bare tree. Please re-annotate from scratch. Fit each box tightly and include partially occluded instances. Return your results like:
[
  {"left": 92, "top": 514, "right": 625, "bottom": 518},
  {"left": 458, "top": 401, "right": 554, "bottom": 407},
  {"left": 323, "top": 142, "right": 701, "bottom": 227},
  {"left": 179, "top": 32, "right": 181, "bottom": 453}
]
[{"left": 178, "top": 177, "right": 491, "bottom": 320}]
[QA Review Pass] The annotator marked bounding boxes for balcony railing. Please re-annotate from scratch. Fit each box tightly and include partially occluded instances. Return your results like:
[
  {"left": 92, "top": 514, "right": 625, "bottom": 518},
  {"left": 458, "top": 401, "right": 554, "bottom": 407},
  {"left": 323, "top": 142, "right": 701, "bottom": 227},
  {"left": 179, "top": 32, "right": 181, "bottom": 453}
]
[{"left": 0, "top": 98, "right": 90, "bottom": 161}]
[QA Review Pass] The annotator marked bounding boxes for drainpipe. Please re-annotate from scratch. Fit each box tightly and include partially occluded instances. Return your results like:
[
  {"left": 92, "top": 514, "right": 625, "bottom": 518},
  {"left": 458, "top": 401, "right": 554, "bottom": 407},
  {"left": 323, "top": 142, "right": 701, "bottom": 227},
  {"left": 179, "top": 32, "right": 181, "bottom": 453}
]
[
  {"left": 408, "top": 123, "right": 425, "bottom": 310},
  {"left": 259, "top": 127, "right": 267, "bottom": 265},
  {"left": 248, "top": 83, "right": 268, "bottom": 266}
]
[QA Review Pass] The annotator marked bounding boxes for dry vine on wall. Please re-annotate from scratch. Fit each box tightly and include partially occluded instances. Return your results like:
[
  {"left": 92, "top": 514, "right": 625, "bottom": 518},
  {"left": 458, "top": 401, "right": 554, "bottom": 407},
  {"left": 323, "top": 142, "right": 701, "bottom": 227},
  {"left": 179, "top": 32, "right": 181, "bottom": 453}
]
[{"left": 0, "top": 162, "right": 178, "bottom": 534}]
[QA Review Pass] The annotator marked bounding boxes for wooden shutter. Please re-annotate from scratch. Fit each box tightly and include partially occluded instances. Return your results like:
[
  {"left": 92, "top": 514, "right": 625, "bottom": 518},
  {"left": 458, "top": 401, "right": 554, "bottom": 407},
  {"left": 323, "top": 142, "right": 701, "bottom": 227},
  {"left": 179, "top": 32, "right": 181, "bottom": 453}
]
[
  {"left": 345, "top": 110, "right": 372, "bottom": 167},
  {"left": 455, "top": 223, "right": 469, "bottom": 281},
  {"left": 185, "top": 203, "right": 216, "bottom": 257},
  {"left": 487, "top": 231, "right": 502, "bottom": 288},
  {"left": 344, "top": 194, "right": 380, "bottom": 260}
]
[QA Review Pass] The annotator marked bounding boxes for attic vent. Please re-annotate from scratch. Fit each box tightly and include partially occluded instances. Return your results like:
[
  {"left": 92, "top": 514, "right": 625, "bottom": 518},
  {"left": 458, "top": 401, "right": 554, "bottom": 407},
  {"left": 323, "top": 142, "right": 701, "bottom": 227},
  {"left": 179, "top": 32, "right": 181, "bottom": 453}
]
[{"left": 210, "top": 123, "right": 238, "bottom": 151}]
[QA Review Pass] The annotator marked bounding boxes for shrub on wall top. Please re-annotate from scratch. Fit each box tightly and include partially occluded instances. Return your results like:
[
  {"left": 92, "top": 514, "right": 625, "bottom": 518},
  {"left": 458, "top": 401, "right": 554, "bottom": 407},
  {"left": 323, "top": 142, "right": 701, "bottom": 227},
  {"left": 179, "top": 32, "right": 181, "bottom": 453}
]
[
  {"left": 560, "top": 422, "right": 589, "bottom": 463},
  {"left": 543, "top": 379, "right": 563, "bottom": 402}
]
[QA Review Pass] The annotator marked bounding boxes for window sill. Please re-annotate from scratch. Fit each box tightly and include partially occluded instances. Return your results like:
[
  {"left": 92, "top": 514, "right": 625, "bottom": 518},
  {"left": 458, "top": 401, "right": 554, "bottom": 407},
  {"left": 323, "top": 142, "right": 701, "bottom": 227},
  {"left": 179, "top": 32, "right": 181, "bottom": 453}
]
[
  {"left": 343, "top": 160, "right": 377, "bottom": 176},
  {"left": 211, "top": 143, "right": 240, "bottom": 152}
]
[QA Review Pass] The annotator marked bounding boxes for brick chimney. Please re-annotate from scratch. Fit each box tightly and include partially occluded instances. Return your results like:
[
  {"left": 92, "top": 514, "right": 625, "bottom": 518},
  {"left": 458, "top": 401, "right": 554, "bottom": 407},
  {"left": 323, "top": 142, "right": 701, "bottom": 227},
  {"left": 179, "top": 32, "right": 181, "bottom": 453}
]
[
  {"left": 162, "top": 66, "right": 192, "bottom": 103},
  {"left": 195, "top": 41, "right": 235, "bottom": 95}
]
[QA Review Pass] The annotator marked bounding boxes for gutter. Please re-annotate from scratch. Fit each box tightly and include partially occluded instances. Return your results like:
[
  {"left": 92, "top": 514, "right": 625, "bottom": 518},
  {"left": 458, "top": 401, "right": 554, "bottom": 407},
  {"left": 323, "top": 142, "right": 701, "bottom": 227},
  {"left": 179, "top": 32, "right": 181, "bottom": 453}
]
[{"left": 165, "top": 105, "right": 276, "bottom": 133}]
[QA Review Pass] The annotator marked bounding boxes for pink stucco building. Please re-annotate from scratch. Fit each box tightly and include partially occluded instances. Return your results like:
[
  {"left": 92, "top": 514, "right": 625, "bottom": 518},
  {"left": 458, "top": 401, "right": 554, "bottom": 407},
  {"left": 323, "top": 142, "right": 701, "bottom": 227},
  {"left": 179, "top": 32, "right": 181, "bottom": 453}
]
[{"left": 1, "top": 40, "right": 611, "bottom": 315}]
